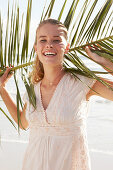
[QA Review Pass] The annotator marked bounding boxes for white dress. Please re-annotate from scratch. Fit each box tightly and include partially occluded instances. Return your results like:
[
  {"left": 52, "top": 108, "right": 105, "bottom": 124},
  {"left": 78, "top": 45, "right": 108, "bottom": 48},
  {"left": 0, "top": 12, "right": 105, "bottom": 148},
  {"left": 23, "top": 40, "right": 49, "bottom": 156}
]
[{"left": 22, "top": 73, "right": 96, "bottom": 170}]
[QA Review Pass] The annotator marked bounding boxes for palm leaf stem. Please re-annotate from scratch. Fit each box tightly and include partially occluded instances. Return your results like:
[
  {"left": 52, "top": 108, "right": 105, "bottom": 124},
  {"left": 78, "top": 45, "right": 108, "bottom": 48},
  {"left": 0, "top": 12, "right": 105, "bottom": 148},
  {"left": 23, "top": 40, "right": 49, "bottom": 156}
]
[
  {"left": 0, "top": 57, "right": 112, "bottom": 78},
  {"left": 69, "top": 35, "right": 113, "bottom": 51},
  {"left": 0, "top": 61, "right": 33, "bottom": 76}
]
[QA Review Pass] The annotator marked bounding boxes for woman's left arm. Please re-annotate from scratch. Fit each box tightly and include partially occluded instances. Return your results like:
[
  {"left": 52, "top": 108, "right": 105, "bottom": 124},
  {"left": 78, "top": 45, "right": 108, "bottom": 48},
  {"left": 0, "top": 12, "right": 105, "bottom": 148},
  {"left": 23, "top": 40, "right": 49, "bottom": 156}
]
[{"left": 85, "top": 47, "right": 113, "bottom": 101}]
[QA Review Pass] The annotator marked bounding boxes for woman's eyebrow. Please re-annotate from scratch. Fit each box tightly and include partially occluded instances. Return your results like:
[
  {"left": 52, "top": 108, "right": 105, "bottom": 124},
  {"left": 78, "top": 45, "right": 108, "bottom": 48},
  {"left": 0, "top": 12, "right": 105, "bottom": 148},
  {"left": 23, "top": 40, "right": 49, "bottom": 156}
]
[
  {"left": 39, "top": 36, "right": 46, "bottom": 39},
  {"left": 53, "top": 36, "right": 60, "bottom": 37},
  {"left": 39, "top": 35, "right": 60, "bottom": 38}
]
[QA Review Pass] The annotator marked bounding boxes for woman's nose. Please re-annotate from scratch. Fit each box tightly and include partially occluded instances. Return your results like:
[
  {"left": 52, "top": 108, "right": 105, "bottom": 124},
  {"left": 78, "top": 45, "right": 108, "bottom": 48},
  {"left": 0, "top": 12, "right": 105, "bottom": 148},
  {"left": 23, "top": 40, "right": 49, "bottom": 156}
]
[{"left": 46, "top": 42, "right": 53, "bottom": 48}]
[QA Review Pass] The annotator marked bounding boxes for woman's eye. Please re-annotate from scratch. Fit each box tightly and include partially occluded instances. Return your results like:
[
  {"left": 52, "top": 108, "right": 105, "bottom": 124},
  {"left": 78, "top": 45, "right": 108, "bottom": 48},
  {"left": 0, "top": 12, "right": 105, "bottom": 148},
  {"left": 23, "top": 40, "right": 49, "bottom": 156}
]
[
  {"left": 40, "top": 39, "right": 46, "bottom": 43},
  {"left": 53, "top": 40, "right": 60, "bottom": 43}
]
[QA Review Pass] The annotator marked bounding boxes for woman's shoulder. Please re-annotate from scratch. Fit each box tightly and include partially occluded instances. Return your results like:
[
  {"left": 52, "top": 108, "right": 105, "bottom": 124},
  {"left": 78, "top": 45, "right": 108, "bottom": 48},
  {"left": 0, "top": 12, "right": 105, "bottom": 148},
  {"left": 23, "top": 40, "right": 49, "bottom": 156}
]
[
  {"left": 64, "top": 72, "right": 96, "bottom": 92},
  {"left": 64, "top": 72, "right": 87, "bottom": 83},
  {"left": 65, "top": 71, "right": 95, "bottom": 83},
  {"left": 63, "top": 72, "right": 78, "bottom": 90}
]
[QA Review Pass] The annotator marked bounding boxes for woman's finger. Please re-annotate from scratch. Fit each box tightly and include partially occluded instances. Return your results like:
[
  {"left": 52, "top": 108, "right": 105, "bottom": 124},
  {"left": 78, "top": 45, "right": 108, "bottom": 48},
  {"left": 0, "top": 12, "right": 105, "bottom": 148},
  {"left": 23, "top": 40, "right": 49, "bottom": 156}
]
[
  {"left": 85, "top": 46, "right": 93, "bottom": 57},
  {"left": 7, "top": 72, "right": 13, "bottom": 79},
  {"left": 1, "top": 67, "right": 12, "bottom": 80},
  {"left": 4, "top": 67, "right": 12, "bottom": 75}
]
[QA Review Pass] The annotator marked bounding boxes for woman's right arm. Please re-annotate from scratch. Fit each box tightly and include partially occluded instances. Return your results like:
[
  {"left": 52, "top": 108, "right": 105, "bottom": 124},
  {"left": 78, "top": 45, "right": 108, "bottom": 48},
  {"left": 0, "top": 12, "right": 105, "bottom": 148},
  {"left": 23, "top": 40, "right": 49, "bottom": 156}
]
[{"left": 0, "top": 67, "right": 28, "bottom": 129}]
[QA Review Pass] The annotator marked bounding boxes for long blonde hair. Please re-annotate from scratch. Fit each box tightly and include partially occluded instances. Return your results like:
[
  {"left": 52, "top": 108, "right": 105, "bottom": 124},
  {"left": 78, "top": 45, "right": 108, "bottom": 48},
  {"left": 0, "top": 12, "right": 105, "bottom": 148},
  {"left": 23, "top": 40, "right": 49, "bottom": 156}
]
[{"left": 30, "top": 18, "right": 68, "bottom": 84}]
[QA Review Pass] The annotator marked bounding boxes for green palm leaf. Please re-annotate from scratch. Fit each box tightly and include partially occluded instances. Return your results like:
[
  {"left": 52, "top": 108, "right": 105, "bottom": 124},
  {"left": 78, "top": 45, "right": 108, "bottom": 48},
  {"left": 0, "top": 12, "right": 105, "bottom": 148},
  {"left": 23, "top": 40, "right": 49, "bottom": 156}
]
[
  {"left": 0, "top": 0, "right": 33, "bottom": 130},
  {"left": 58, "top": 0, "right": 68, "bottom": 21}
]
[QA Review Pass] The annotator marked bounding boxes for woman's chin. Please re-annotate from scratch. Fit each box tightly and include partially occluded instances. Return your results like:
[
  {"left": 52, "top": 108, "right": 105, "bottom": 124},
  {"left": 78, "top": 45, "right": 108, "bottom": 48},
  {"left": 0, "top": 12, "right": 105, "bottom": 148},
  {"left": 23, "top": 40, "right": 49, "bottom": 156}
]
[
  {"left": 44, "top": 57, "right": 58, "bottom": 64},
  {"left": 43, "top": 60, "right": 62, "bottom": 67}
]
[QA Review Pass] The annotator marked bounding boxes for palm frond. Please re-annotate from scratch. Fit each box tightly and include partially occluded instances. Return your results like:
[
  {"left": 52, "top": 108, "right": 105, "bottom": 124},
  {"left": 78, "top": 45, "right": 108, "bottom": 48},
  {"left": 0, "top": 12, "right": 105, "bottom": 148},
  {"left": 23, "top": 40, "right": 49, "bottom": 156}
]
[{"left": 0, "top": 0, "right": 33, "bottom": 130}]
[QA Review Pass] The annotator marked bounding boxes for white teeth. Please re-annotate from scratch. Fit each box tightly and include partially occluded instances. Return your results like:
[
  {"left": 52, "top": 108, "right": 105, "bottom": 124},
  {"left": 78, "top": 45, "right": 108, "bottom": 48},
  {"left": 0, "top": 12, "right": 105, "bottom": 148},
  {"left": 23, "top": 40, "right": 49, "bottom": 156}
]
[{"left": 44, "top": 52, "right": 56, "bottom": 56}]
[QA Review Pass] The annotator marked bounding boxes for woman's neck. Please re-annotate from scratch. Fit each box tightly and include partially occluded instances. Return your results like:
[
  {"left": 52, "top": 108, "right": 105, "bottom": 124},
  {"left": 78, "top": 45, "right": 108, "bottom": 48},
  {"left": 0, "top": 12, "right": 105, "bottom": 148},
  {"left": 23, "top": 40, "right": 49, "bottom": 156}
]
[{"left": 42, "top": 65, "right": 65, "bottom": 86}]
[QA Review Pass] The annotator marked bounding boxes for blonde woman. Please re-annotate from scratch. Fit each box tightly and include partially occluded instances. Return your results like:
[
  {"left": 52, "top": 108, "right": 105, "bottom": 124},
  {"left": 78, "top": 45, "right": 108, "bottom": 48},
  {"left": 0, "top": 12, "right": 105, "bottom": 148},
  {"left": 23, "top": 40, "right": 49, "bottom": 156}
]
[{"left": 0, "top": 19, "right": 113, "bottom": 170}]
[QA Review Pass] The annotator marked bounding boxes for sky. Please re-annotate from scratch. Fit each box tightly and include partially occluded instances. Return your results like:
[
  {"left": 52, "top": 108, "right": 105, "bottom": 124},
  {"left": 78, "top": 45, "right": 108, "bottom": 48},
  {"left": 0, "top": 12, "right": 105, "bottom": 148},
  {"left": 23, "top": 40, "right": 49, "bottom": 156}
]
[{"left": 0, "top": 0, "right": 112, "bottom": 53}]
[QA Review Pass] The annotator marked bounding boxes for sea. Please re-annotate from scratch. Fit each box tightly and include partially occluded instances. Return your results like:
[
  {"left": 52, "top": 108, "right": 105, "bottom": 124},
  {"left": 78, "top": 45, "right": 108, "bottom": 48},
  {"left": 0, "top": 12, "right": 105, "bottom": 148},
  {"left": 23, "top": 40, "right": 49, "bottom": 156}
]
[{"left": 0, "top": 58, "right": 113, "bottom": 155}]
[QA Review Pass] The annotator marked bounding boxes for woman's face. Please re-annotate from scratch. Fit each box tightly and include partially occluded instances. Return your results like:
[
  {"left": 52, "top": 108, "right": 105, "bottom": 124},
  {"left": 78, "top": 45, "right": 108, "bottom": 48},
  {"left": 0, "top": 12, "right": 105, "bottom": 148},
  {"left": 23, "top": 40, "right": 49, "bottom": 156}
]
[{"left": 35, "top": 23, "right": 69, "bottom": 67}]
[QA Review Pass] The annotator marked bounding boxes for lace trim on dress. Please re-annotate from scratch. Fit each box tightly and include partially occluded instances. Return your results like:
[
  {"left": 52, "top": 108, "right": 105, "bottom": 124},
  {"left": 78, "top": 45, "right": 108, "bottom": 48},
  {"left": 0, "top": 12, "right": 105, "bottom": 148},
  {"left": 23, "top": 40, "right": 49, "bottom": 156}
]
[
  {"left": 39, "top": 73, "right": 67, "bottom": 124},
  {"left": 72, "top": 133, "right": 91, "bottom": 170},
  {"left": 79, "top": 134, "right": 91, "bottom": 170}
]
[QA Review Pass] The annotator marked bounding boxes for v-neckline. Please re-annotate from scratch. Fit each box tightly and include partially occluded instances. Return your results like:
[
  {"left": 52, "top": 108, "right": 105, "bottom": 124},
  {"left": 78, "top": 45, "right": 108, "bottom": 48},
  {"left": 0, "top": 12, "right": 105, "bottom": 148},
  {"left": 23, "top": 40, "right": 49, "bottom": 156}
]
[{"left": 39, "top": 73, "right": 66, "bottom": 113}]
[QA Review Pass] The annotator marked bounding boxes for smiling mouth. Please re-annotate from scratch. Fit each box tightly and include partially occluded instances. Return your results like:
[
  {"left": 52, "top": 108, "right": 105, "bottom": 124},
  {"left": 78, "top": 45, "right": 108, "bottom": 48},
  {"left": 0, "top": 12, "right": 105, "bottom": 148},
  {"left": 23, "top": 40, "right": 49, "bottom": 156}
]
[{"left": 43, "top": 52, "right": 57, "bottom": 57}]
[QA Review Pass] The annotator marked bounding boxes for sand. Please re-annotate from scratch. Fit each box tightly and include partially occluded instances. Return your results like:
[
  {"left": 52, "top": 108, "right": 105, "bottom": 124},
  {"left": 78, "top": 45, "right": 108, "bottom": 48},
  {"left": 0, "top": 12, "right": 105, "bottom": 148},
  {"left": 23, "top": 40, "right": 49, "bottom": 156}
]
[
  {"left": 0, "top": 140, "right": 113, "bottom": 170},
  {"left": 0, "top": 140, "right": 27, "bottom": 170}
]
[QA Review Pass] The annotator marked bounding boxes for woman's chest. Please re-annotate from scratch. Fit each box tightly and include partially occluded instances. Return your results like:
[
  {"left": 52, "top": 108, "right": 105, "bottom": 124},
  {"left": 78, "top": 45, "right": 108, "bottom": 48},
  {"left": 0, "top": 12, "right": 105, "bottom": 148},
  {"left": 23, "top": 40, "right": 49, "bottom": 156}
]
[
  {"left": 29, "top": 87, "right": 86, "bottom": 125},
  {"left": 40, "top": 85, "right": 56, "bottom": 111},
  {"left": 28, "top": 76, "right": 87, "bottom": 125}
]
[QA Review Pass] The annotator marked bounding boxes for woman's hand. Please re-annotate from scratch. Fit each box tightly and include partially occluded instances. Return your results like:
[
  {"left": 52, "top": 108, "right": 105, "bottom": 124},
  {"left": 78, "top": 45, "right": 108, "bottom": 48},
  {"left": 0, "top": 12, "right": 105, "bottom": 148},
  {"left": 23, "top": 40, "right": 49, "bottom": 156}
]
[
  {"left": 85, "top": 46, "right": 109, "bottom": 64},
  {"left": 0, "top": 67, "right": 13, "bottom": 89},
  {"left": 85, "top": 46, "right": 113, "bottom": 75}
]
